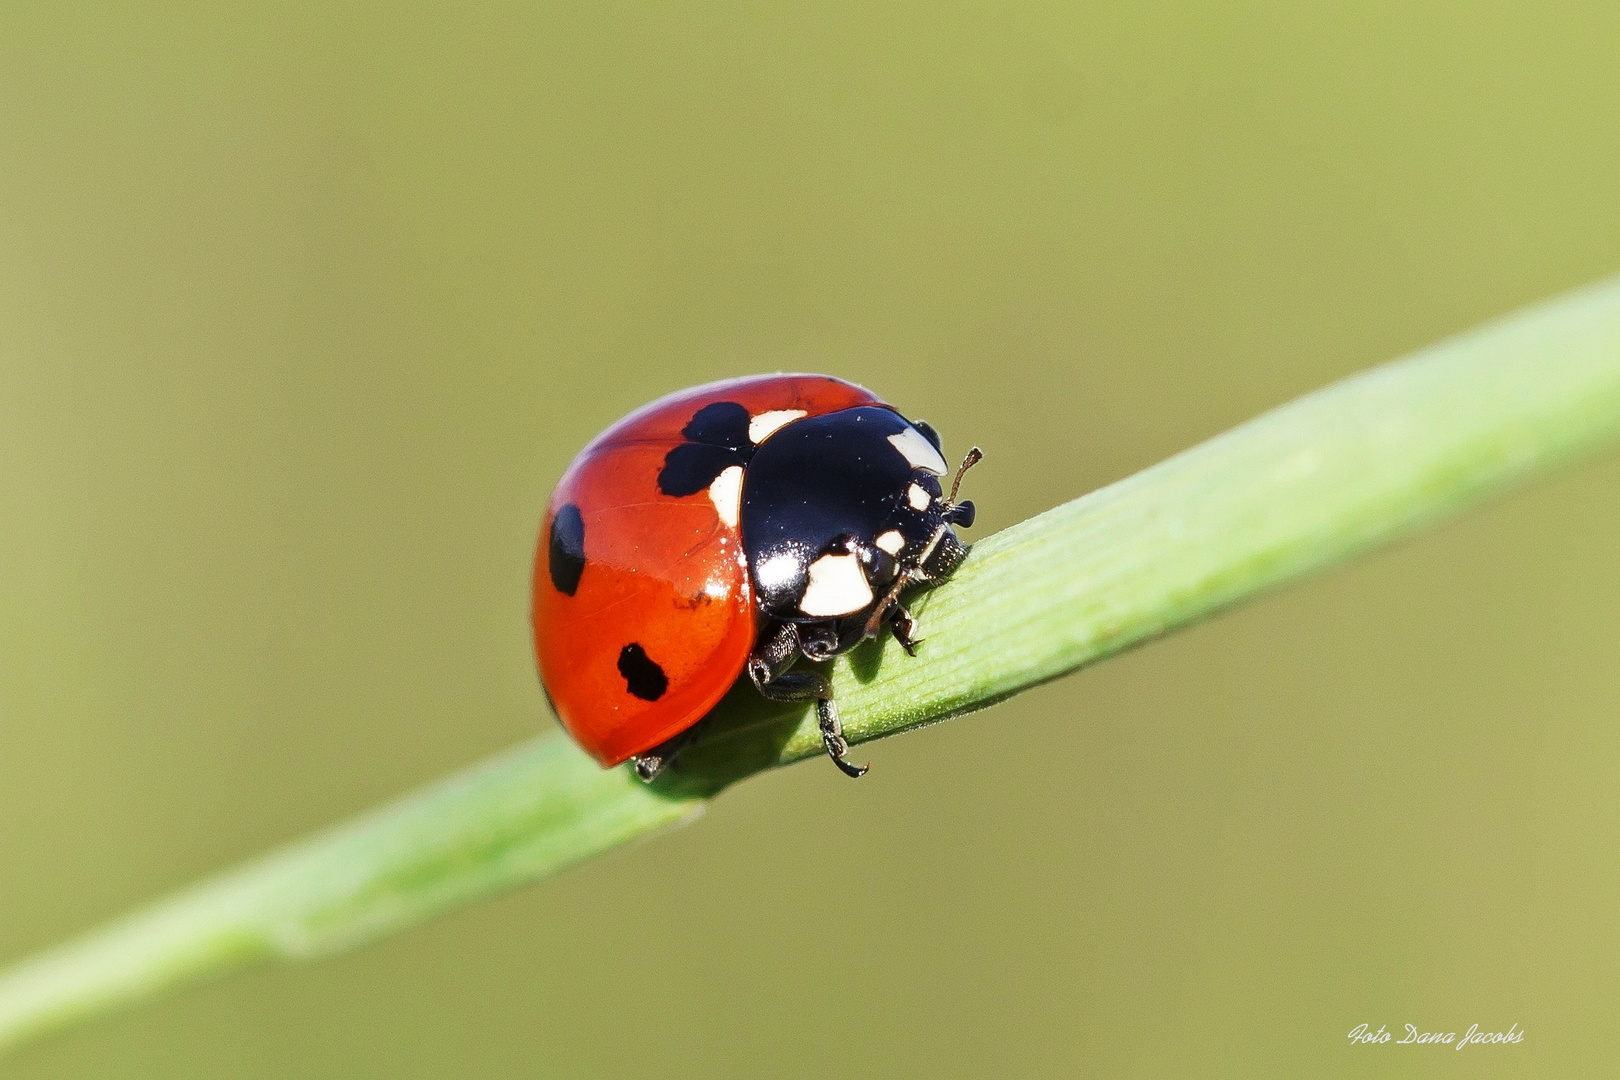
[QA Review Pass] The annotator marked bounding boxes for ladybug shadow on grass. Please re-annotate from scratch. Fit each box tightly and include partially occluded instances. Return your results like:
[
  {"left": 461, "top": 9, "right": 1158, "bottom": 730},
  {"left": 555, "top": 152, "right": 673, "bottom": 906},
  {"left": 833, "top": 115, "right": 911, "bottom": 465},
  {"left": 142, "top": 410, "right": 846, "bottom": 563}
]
[{"left": 635, "top": 603, "right": 939, "bottom": 800}]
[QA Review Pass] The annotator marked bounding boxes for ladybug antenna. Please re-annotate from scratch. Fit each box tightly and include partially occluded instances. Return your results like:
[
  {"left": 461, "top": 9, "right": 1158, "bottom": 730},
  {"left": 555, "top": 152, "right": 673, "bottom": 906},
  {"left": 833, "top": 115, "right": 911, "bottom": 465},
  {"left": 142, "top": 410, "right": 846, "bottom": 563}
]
[{"left": 947, "top": 446, "right": 983, "bottom": 506}]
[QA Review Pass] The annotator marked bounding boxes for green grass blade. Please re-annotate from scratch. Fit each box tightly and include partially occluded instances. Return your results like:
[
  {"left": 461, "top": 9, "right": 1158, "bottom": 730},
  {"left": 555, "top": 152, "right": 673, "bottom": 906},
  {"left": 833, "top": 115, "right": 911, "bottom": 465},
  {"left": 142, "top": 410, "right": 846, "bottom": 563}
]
[
  {"left": 5, "top": 275, "right": 1620, "bottom": 1054},
  {"left": 0, "top": 739, "right": 701, "bottom": 1054}
]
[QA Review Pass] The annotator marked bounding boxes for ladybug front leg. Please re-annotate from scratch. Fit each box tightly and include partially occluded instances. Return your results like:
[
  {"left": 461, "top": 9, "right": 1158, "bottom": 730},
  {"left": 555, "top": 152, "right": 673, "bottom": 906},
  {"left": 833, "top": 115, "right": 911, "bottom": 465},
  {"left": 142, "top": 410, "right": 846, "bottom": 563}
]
[
  {"left": 889, "top": 604, "right": 923, "bottom": 656},
  {"left": 747, "top": 621, "right": 869, "bottom": 779}
]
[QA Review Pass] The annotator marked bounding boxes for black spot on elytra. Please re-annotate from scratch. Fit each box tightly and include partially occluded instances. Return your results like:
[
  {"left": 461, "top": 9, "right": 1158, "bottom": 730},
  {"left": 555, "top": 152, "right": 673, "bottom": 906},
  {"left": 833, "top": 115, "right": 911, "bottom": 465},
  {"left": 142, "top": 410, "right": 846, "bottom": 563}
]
[
  {"left": 681, "top": 401, "right": 751, "bottom": 450},
  {"left": 617, "top": 642, "right": 668, "bottom": 701},
  {"left": 657, "top": 400, "right": 756, "bottom": 497},
  {"left": 658, "top": 442, "right": 739, "bottom": 496},
  {"left": 548, "top": 503, "right": 586, "bottom": 596}
]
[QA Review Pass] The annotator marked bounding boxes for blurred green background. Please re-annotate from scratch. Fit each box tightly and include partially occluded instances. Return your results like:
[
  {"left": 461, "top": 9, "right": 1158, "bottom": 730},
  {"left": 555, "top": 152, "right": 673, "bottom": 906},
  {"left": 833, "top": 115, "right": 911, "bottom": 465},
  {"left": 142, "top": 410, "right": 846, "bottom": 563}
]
[{"left": 2, "top": 2, "right": 1618, "bottom": 1076}]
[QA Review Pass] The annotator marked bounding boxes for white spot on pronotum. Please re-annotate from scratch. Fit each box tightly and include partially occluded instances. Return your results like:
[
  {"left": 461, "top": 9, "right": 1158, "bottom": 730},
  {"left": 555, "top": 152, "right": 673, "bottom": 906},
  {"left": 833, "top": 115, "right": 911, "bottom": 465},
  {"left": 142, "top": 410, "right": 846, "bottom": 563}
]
[
  {"left": 908, "top": 483, "right": 932, "bottom": 511},
  {"left": 708, "top": 465, "right": 743, "bottom": 528},
  {"left": 754, "top": 552, "right": 799, "bottom": 592},
  {"left": 748, "top": 409, "right": 807, "bottom": 445},
  {"left": 798, "top": 553, "right": 874, "bottom": 617},
  {"left": 887, "top": 426, "right": 948, "bottom": 475},
  {"left": 875, "top": 529, "right": 905, "bottom": 556}
]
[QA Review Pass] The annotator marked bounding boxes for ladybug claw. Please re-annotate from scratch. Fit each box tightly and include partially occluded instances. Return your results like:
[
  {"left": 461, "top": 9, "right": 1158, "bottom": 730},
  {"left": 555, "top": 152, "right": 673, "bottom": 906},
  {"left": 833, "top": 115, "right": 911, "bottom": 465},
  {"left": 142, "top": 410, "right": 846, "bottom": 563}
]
[
  {"left": 817, "top": 700, "right": 868, "bottom": 779},
  {"left": 831, "top": 754, "right": 870, "bottom": 779},
  {"left": 889, "top": 605, "right": 923, "bottom": 655}
]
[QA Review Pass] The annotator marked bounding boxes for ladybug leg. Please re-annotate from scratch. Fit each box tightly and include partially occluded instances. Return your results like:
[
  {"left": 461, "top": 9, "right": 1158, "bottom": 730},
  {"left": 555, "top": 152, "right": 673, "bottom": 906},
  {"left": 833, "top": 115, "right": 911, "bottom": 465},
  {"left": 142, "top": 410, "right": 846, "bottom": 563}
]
[
  {"left": 752, "top": 672, "right": 867, "bottom": 778},
  {"left": 630, "top": 726, "right": 698, "bottom": 783},
  {"left": 798, "top": 621, "right": 842, "bottom": 662},
  {"left": 747, "top": 618, "right": 802, "bottom": 682},
  {"left": 747, "top": 621, "right": 869, "bottom": 779},
  {"left": 815, "top": 696, "right": 868, "bottom": 779},
  {"left": 889, "top": 604, "right": 922, "bottom": 656}
]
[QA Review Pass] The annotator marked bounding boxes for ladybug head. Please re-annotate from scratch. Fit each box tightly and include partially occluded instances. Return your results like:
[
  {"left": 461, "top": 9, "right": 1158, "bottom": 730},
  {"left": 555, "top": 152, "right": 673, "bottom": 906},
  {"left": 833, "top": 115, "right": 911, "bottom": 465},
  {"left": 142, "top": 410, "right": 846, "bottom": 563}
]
[
  {"left": 851, "top": 440, "right": 981, "bottom": 638},
  {"left": 739, "top": 406, "right": 980, "bottom": 636}
]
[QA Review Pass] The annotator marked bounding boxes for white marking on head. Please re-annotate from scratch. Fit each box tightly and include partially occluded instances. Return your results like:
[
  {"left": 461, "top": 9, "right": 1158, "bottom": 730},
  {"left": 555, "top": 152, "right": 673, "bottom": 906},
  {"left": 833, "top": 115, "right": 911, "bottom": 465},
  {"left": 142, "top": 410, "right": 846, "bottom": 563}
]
[
  {"left": 887, "top": 426, "right": 948, "bottom": 475},
  {"left": 875, "top": 529, "right": 905, "bottom": 556},
  {"left": 907, "top": 482, "right": 932, "bottom": 511},
  {"left": 799, "top": 553, "right": 874, "bottom": 617},
  {"left": 749, "top": 409, "right": 807, "bottom": 445},
  {"left": 754, "top": 551, "right": 800, "bottom": 593},
  {"left": 708, "top": 465, "right": 744, "bottom": 528}
]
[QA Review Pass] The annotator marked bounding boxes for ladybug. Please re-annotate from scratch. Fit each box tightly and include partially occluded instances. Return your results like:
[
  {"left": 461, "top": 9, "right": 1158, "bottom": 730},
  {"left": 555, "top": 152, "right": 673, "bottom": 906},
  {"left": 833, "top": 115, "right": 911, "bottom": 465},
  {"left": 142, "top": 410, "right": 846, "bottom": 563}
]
[{"left": 532, "top": 374, "right": 979, "bottom": 780}]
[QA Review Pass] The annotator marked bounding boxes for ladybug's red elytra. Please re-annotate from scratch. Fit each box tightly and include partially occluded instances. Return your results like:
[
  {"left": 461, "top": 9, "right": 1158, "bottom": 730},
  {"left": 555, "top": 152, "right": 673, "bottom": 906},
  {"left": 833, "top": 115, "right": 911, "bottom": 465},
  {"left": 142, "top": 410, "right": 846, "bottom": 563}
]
[{"left": 532, "top": 374, "right": 980, "bottom": 779}]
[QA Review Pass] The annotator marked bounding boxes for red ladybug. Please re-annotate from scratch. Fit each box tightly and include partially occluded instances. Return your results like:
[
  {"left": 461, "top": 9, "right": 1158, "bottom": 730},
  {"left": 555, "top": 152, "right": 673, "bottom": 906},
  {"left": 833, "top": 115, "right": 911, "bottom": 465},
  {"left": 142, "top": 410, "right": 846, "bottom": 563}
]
[{"left": 532, "top": 374, "right": 979, "bottom": 779}]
